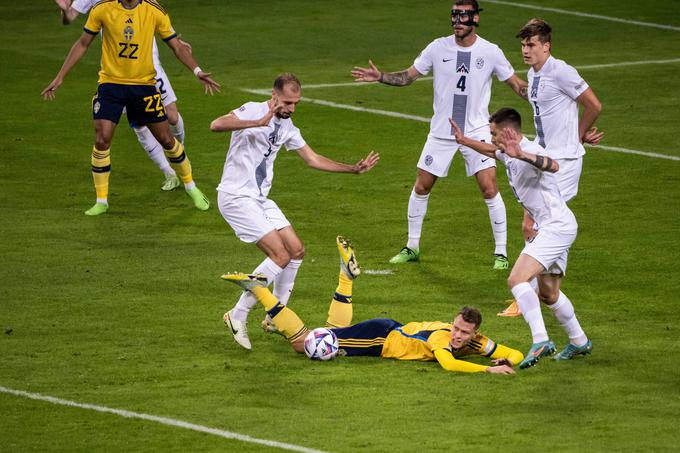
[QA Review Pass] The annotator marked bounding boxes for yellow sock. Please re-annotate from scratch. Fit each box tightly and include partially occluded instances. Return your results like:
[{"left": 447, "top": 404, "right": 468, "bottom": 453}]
[
  {"left": 91, "top": 147, "right": 111, "bottom": 200},
  {"left": 163, "top": 138, "right": 193, "bottom": 184},
  {"left": 251, "top": 286, "right": 307, "bottom": 342},
  {"left": 326, "top": 271, "right": 353, "bottom": 328}
]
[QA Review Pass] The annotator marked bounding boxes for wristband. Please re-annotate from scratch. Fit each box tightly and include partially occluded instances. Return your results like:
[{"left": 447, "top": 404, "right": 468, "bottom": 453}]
[{"left": 193, "top": 67, "right": 203, "bottom": 77}]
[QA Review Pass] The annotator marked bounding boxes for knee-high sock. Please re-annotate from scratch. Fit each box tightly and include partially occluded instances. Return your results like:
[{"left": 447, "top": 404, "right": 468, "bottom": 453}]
[
  {"left": 326, "top": 271, "right": 353, "bottom": 328},
  {"left": 251, "top": 286, "right": 307, "bottom": 343},
  {"left": 169, "top": 112, "right": 185, "bottom": 144},
  {"left": 231, "top": 258, "right": 283, "bottom": 322},
  {"left": 512, "top": 282, "right": 549, "bottom": 343},
  {"left": 549, "top": 291, "right": 588, "bottom": 346},
  {"left": 273, "top": 259, "right": 302, "bottom": 306},
  {"left": 407, "top": 190, "right": 429, "bottom": 250},
  {"left": 485, "top": 192, "right": 507, "bottom": 256},
  {"left": 133, "top": 126, "right": 175, "bottom": 177},
  {"left": 163, "top": 138, "right": 193, "bottom": 185},
  {"left": 91, "top": 147, "right": 111, "bottom": 203}
]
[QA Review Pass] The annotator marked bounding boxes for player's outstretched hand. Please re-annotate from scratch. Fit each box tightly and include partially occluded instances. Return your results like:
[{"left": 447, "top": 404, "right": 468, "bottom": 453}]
[
  {"left": 448, "top": 118, "right": 466, "bottom": 144},
  {"left": 353, "top": 151, "right": 380, "bottom": 173},
  {"left": 498, "top": 127, "right": 522, "bottom": 157},
  {"left": 582, "top": 127, "right": 604, "bottom": 145},
  {"left": 54, "top": 0, "right": 70, "bottom": 12},
  {"left": 197, "top": 71, "right": 220, "bottom": 95},
  {"left": 486, "top": 364, "right": 515, "bottom": 375},
  {"left": 351, "top": 60, "right": 381, "bottom": 83},
  {"left": 41, "top": 78, "right": 63, "bottom": 100}
]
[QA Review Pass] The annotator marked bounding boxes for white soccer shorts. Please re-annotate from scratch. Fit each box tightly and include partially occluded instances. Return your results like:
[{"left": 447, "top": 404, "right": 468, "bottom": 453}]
[
  {"left": 554, "top": 157, "right": 583, "bottom": 202},
  {"left": 154, "top": 63, "right": 178, "bottom": 106},
  {"left": 521, "top": 227, "right": 577, "bottom": 275},
  {"left": 218, "top": 193, "right": 291, "bottom": 243},
  {"left": 417, "top": 134, "right": 496, "bottom": 178}
]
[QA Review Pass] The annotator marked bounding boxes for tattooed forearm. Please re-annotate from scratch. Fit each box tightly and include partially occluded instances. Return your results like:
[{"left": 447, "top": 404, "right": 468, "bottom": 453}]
[
  {"left": 520, "top": 154, "right": 558, "bottom": 173},
  {"left": 379, "top": 70, "right": 414, "bottom": 86}
]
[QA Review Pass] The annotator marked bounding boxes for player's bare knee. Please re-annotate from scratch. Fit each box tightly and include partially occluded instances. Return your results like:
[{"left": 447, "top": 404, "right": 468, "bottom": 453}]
[
  {"left": 539, "top": 290, "right": 558, "bottom": 305},
  {"left": 94, "top": 138, "right": 111, "bottom": 150},
  {"left": 159, "top": 135, "right": 176, "bottom": 149},
  {"left": 166, "top": 109, "right": 179, "bottom": 125},
  {"left": 290, "top": 244, "right": 305, "bottom": 260},
  {"left": 481, "top": 186, "right": 498, "bottom": 199},
  {"left": 507, "top": 274, "right": 525, "bottom": 289},
  {"left": 413, "top": 183, "right": 432, "bottom": 195},
  {"left": 271, "top": 250, "right": 291, "bottom": 268}
]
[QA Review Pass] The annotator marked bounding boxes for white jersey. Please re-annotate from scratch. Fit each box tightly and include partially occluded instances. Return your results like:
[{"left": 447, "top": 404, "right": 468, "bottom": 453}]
[
  {"left": 217, "top": 101, "right": 307, "bottom": 201},
  {"left": 413, "top": 35, "right": 514, "bottom": 140},
  {"left": 496, "top": 137, "right": 576, "bottom": 231},
  {"left": 72, "top": 0, "right": 162, "bottom": 69},
  {"left": 527, "top": 56, "right": 589, "bottom": 159}
]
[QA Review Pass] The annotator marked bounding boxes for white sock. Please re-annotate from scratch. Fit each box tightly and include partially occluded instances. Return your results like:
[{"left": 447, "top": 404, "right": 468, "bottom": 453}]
[
  {"left": 549, "top": 291, "right": 588, "bottom": 346},
  {"left": 273, "top": 259, "right": 302, "bottom": 306},
  {"left": 231, "top": 258, "right": 284, "bottom": 322},
  {"left": 512, "top": 282, "right": 549, "bottom": 343},
  {"left": 484, "top": 192, "right": 507, "bottom": 257},
  {"left": 407, "top": 190, "right": 429, "bottom": 250},
  {"left": 184, "top": 181, "right": 196, "bottom": 191},
  {"left": 169, "top": 112, "right": 185, "bottom": 144},
  {"left": 133, "top": 126, "right": 175, "bottom": 177},
  {"left": 96, "top": 197, "right": 108, "bottom": 205},
  {"left": 530, "top": 277, "right": 539, "bottom": 293}
]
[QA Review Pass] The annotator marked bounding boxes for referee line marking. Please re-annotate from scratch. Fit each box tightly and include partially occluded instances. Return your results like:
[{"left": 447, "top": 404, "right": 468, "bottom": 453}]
[
  {"left": 483, "top": 0, "right": 680, "bottom": 32},
  {"left": 0, "top": 386, "right": 329, "bottom": 453},
  {"left": 240, "top": 89, "right": 679, "bottom": 161}
]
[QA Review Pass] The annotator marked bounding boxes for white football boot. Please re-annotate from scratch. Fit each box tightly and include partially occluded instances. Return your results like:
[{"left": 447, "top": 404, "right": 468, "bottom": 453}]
[{"left": 223, "top": 310, "right": 252, "bottom": 350}]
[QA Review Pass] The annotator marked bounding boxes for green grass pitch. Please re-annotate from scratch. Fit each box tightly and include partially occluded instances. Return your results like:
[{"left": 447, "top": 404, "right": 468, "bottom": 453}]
[{"left": 2, "top": 0, "right": 680, "bottom": 451}]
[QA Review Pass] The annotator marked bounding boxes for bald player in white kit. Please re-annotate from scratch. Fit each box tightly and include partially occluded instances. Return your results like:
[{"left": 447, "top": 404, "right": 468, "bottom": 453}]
[
  {"left": 352, "top": 0, "right": 528, "bottom": 269},
  {"left": 55, "top": 0, "right": 191, "bottom": 192},
  {"left": 451, "top": 108, "right": 592, "bottom": 369},
  {"left": 211, "top": 73, "right": 379, "bottom": 350}
]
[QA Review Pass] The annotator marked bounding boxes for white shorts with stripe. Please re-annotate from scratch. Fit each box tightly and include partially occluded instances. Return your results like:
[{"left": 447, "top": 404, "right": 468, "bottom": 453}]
[{"left": 218, "top": 192, "right": 291, "bottom": 243}]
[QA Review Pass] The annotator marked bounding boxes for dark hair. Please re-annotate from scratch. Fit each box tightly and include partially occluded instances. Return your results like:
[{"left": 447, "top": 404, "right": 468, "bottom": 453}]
[
  {"left": 273, "top": 73, "right": 301, "bottom": 92},
  {"left": 489, "top": 107, "right": 522, "bottom": 130},
  {"left": 516, "top": 18, "right": 552, "bottom": 44},
  {"left": 457, "top": 306, "right": 482, "bottom": 329},
  {"left": 454, "top": 0, "right": 480, "bottom": 10}
]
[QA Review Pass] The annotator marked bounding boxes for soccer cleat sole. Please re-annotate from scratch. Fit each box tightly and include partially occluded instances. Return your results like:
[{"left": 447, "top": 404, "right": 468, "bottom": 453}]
[{"left": 221, "top": 272, "right": 268, "bottom": 291}]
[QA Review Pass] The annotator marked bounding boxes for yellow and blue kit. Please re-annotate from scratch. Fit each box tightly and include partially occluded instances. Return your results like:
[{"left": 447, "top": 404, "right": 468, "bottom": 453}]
[{"left": 332, "top": 319, "right": 524, "bottom": 373}]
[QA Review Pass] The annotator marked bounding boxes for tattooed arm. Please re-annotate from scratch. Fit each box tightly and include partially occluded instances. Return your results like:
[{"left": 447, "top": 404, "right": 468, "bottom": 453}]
[
  {"left": 499, "top": 128, "right": 559, "bottom": 173},
  {"left": 352, "top": 60, "right": 421, "bottom": 86}
]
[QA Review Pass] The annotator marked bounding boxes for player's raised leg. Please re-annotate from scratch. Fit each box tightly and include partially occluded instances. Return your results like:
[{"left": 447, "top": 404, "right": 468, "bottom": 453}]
[
  {"left": 326, "top": 236, "right": 360, "bottom": 328},
  {"left": 508, "top": 254, "right": 556, "bottom": 369},
  {"left": 132, "top": 125, "right": 180, "bottom": 191},
  {"left": 474, "top": 167, "right": 508, "bottom": 269},
  {"left": 390, "top": 169, "right": 436, "bottom": 263},
  {"left": 145, "top": 121, "right": 209, "bottom": 211}
]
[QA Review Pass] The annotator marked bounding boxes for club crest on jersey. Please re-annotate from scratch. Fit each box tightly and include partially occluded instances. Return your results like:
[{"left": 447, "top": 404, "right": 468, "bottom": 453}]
[
  {"left": 475, "top": 57, "right": 484, "bottom": 69},
  {"left": 457, "top": 62, "right": 469, "bottom": 74},
  {"left": 123, "top": 26, "right": 134, "bottom": 42}
]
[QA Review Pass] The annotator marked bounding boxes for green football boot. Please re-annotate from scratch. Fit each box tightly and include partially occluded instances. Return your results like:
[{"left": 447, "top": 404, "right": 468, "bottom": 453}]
[
  {"left": 554, "top": 340, "right": 593, "bottom": 361},
  {"left": 389, "top": 247, "right": 419, "bottom": 264},
  {"left": 161, "top": 175, "right": 181, "bottom": 191},
  {"left": 493, "top": 254, "right": 509, "bottom": 270},
  {"left": 186, "top": 187, "right": 210, "bottom": 211},
  {"left": 84, "top": 202, "right": 109, "bottom": 216},
  {"left": 519, "top": 340, "right": 556, "bottom": 369}
]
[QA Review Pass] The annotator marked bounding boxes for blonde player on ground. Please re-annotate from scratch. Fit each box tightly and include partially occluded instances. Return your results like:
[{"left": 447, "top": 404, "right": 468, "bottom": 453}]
[
  {"left": 352, "top": 0, "right": 528, "bottom": 270},
  {"left": 54, "top": 0, "right": 190, "bottom": 192},
  {"left": 42, "top": 0, "right": 219, "bottom": 215},
  {"left": 451, "top": 108, "right": 593, "bottom": 368},
  {"left": 499, "top": 18, "right": 603, "bottom": 317},
  {"left": 210, "top": 73, "right": 379, "bottom": 350},
  {"left": 222, "top": 237, "right": 523, "bottom": 374}
]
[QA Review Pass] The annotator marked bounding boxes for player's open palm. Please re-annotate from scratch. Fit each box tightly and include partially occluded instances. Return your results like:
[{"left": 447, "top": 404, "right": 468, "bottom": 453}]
[
  {"left": 41, "top": 78, "right": 63, "bottom": 100},
  {"left": 197, "top": 71, "right": 220, "bottom": 95},
  {"left": 583, "top": 127, "right": 604, "bottom": 145},
  {"left": 54, "top": 0, "right": 70, "bottom": 11},
  {"left": 354, "top": 151, "right": 380, "bottom": 173},
  {"left": 352, "top": 60, "right": 381, "bottom": 83},
  {"left": 499, "top": 128, "right": 522, "bottom": 157}
]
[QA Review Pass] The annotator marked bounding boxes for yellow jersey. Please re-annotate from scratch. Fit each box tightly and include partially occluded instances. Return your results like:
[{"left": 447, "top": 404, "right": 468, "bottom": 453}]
[{"left": 84, "top": 0, "right": 177, "bottom": 85}]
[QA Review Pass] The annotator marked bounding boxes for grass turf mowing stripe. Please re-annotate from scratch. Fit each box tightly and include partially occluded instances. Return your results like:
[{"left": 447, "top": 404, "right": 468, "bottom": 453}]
[{"left": 0, "top": 386, "right": 330, "bottom": 453}]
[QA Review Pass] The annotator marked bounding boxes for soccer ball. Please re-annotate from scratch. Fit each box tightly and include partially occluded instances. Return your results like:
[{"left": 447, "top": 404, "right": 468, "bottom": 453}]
[{"left": 303, "top": 328, "right": 339, "bottom": 361}]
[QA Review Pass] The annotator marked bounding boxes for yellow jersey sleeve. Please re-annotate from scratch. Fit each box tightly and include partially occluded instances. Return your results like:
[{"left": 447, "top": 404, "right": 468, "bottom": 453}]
[
  {"left": 433, "top": 349, "right": 489, "bottom": 373},
  {"left": 489, "top": 343, "right": 525, "bottom": 366},
  {"left": 154, "top": 5, "right": 177, "bottom": 42},
  {"left": 83, "top": 1, "right": 105, "bottom": 35}
]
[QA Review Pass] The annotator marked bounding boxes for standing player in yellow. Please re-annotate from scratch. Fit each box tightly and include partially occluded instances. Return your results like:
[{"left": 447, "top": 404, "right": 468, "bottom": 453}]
[
  {"left": 223, "top": 237, "right": 523, "bottom": 374},
  {"left": 42, "top": 0, "right": 220, "bottom": 215}
]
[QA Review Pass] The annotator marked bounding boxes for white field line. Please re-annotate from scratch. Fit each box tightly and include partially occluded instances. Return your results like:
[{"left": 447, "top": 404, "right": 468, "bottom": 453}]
[
  {"left": 240, "top": 88, "right": 679, "bottom": 161},
  {"left": 304, "top": 58, "right": 680, "bottom": 90},
  {"left": 0, "top": 386, "right": 330, "bottom": 453},
  {"left": 483, "top": 0, "right": 680, "bottom": 32}
]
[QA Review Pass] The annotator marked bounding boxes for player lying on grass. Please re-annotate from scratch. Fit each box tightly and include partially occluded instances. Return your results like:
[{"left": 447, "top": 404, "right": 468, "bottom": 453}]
[
  {"left": 223, "top": 237, "right": 523, "bottom": 374},
  {"left": 449, "top": 108, "right": 593, "bottom": 368}
]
